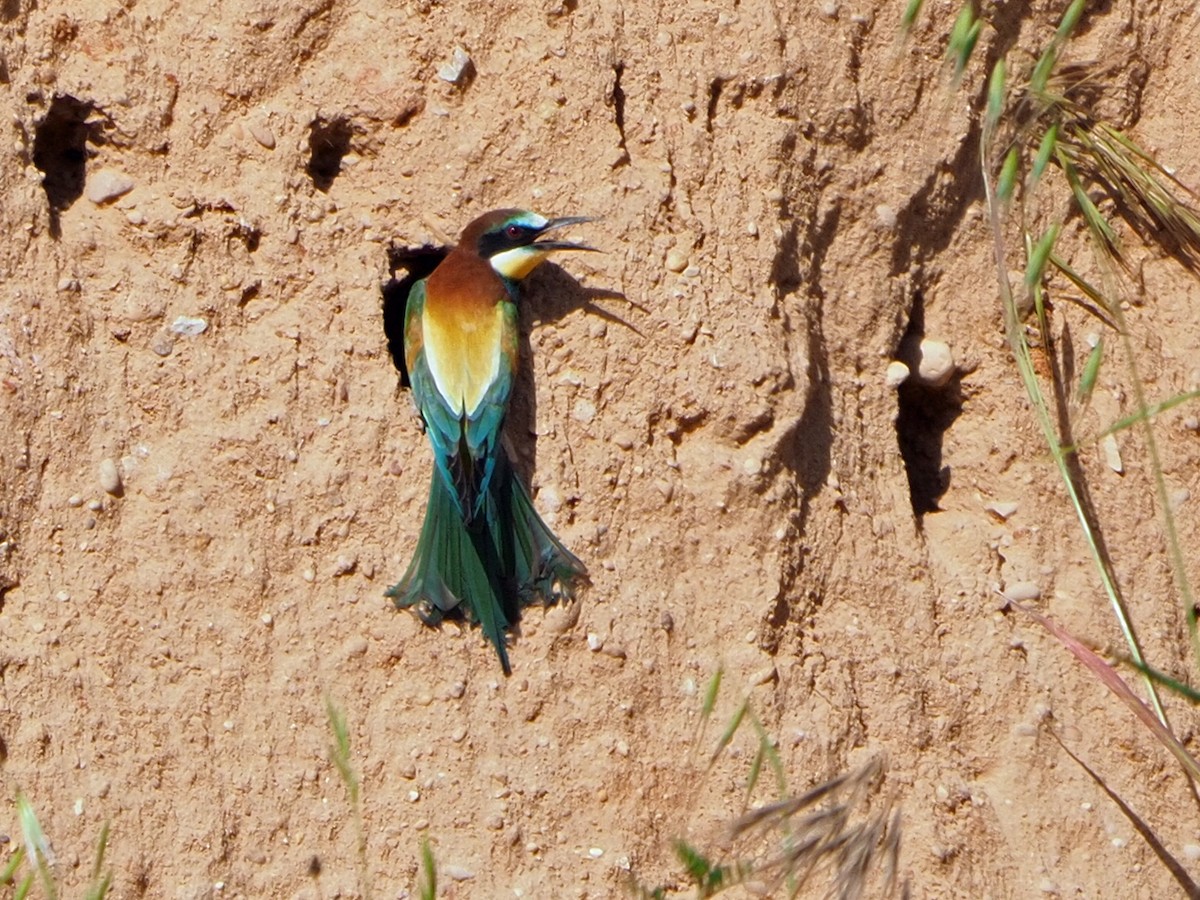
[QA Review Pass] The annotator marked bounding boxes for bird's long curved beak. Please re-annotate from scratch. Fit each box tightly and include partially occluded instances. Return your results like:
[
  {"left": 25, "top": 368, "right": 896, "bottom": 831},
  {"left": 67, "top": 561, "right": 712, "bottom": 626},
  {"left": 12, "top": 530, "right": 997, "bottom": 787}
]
[{"left": 534, "top": 216, "right": 600, "bottom": 253}]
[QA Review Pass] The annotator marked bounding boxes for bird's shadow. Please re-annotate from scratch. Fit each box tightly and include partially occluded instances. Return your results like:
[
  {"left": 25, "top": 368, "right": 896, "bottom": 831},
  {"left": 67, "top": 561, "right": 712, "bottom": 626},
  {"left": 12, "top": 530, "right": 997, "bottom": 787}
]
[{"left": 382, "top": 243, "right": 631, "bottom": 485}]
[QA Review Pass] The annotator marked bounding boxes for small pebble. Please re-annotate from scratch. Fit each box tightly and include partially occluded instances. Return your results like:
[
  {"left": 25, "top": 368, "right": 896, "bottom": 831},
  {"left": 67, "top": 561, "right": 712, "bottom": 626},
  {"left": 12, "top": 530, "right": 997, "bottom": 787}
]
[
  {"left": 56, "top": 591, "right": 70, "bottom": 602},
  {"left": 1101, "top": 434, "right": 1123, "bottom": 474},
  {"left": 302, "top": 568, "right": 316, "bottom": 583},
  {"left": 448, "top": 681, "right": 466, "bottom": 699},
  {"left": 247, "top": 120, "right": 276, "bottom": 149},
  {"left": 588, "top": 847, "right": 604, "bottom": 859},
  {"left": 885, "top": 360, "right": 909, "bottom": 389},
  {"left": 85, "top": 168, "right": 135, "bottom": 204},
  {"left": 665, "top": 248, "right": 689, "bottom": 273},
  {"left": 437, "top": 46, "right": 473, "bottom": 84},
  {"left": 261, "top": 613, "right": 273, "bottom": 626},
  {"left": 586, "top": 633, "right": 604, "bottom": 651},
  {"left": 150, "top": 331, "right": 175, "bottom": 357},
  {"left": 332, "top": 555, "right": 357, "bottom": 577},
  {"left": 98, "top": 458, "right": 122, "bottom": 495},
  {"left": 543, "top": 601, "right": 580, "bottom": 635},
  {"left": 170, "top": 315, "right": 208, "bottom": 337},
  {"left": 451, "top": 726, "right": 467, "bottom": 743},
  {"left": 986, "top": 501, "right": 1019, "bottom": 521},
  {"left": 443, "top": 864, "right": 475, "bottom": 881},
  {"left": 87, "top": 499, "right": 103, "bottom": 512},
  {"left": 875, "top": 204, "right": 897, "bottom": 229},
  {"left": 601, "top": 643, "right": 627, "bottom": 660},
  {"left": 67, "top": 494, "right": 83, "bottom": 508},
  {"left": 612, "top": 431, "right": 636, "bottom": 450},
  {"left": 1004, "top": 581, "right": 1041, "bottom": 603},
  {"left": 1182, "top": 843, "right": 1200, "bottom": 861},
  {"left": 916, "top": 339, "right": 955, "bottom": 387},
  {"left": 750, "top": 665, "right": 777, "bottom": 686}
]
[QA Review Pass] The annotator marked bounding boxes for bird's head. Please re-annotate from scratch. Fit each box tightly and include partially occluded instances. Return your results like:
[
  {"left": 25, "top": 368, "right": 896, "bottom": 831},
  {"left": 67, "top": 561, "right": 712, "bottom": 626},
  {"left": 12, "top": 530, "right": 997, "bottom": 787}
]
[{"left": 462, "top": 209, "right": 597, "bottom": 281}]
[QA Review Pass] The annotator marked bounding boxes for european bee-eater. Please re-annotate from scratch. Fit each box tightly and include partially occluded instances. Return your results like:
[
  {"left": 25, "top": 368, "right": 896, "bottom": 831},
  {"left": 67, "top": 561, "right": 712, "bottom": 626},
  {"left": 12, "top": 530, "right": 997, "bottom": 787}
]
[{"left": 387, "top": 209, "right": 593, "bottom": 674}]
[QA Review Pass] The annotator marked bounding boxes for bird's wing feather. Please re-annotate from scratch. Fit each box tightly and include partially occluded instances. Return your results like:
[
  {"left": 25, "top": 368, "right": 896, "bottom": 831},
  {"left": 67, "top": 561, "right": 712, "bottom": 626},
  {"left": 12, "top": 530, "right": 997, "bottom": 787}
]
[{"left": 405, "top": 276, "right": 519, "bottom": 520}]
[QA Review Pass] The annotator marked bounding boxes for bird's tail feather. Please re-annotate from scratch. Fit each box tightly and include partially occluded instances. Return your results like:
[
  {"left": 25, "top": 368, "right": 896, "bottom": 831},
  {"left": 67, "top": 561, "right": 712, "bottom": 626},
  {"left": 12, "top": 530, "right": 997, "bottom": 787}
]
[
  {"left": 387, "top": 469, "right": 513, "bottom": 674},
  {"left": 388, "top": 448, "right": 588, "bottom": 674},
  {"left": 489, "top": 451, "right": 589, "bottom": 606}
]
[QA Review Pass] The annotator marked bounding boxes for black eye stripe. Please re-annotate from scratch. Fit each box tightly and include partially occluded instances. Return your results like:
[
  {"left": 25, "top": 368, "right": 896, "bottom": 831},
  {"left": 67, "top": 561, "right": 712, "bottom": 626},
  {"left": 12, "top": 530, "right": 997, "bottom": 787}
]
[{"left": 479, "top": 223, "right": 540, "bottom": 259}]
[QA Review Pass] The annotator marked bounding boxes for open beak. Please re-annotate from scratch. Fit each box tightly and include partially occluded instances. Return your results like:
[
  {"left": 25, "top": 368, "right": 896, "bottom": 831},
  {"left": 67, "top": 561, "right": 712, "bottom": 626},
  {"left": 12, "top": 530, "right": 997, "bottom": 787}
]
[{"left": 533, "top": 216, "right": 600, "bottom": 252}]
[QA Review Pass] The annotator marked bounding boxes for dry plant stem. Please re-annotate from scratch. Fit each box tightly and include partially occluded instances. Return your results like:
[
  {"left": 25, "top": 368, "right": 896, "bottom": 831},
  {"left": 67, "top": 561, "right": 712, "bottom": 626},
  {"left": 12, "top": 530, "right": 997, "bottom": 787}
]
[
  {"left": 1035, "top": 87, "right": 1200, "bottom": 667},
  {"left": 979, "top": 112, "right": 1170, "bottom": 729}
]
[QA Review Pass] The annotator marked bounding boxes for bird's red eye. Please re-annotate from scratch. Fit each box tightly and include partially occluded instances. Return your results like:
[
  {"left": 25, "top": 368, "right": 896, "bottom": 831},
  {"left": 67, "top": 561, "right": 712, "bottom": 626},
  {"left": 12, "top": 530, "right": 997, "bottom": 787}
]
[{"left": 506, "top": 224, "right": 522, "bottom": 239}]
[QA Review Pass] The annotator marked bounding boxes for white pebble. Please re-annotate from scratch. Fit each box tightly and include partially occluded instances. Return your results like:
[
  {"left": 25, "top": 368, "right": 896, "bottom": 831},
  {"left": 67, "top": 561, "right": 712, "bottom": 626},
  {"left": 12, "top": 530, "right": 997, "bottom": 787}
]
[
  {"left": 1183, "top": 843, "right": 1200, "bottom": 860},
  {"left": 443, "top": 864, "right": 475, "bottom": 881},
  {"left": 986, "top": 501, "right": 1019, "bottom": 520},
  {"left": 67, "top": 494, "right": 83, "bottom": 507},
  {"left": 916, "top": 339, "right": 955, "bottom": 387},
  {"left": 437, "top": 46, "right": 472, "bottom": 84},
  {"left": 170, "top": 315, "right": 208, "bottom": 337},
  {"left": 875, "top": 204, "right": 897, "bottom": 229},
  {"left": 1004, "top": 581, "right": 1041, "bottom": 602},
  {"left": 1101, "top": 434, "right": 1123, "bottom": 474},
  {"left": 588, "top": 847, "right": 604, "bottom": 858},
  {"left": 98, "top": 458, "right": 122, "bottom": 495},
  {"left": 665, "top": 248, "right": 689, "bottom": 273},
  {"left": 85, "top": 168, "right": 135, "bottom": 204},
  {"left": 884, "top": 360, "right": 910, "bottom": 389},
  {"left": 586, "top": 633, "right": 604, "bottom": 651}
]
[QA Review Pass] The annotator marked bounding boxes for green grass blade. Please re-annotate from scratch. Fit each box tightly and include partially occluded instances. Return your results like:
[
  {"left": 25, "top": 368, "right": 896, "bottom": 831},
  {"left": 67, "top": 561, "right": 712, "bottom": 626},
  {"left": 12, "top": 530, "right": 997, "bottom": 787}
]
[
  {"left": 325, "top": 696, "right": 371, "bottom": 900},
  {"left": 1031, "top": 123, "right": 1059, "bottom": 187},
  {"left": 1086, "top": 390, "right": 1200, "bottom": 443},
  {"left": 982, "top": 135, "right": 1170, "bottom": 730},
  {"left": 946, "top": 5, "right": 981, "bottom": 82},
  {"left": 708, "top": 701, "right": 748, "bottom": 768},
  {"left": 998, "top": 147, "right": 1020, "bottom": 206},
  {"left": 17, "top": 794, "right": 57, "bottom": 900},
  {"left": 1025, "top": 223, "right": 1060, "bottom": 289},
  {"left": 900, "top": 0, "right": 924, "bottom": 34},
  {"left": 419, "top": 838, "right": 437, "bottom": 900},
  {"left": 1076, "top": 338, "right": 1103, "bottom": 406},
  {"left": 84, "top": 822, "right": 112, "bottom": 900},
  {"left": 1127, "top": 659, "right": 1200, "bottom": 704},
  {"left": 1056, "top": 0, "right": 1087, "bottom": 42},
  {"left": 985, "top": 58, "right": 1006, "bottom": 134},
  {"left": 700, "top": 669, "right": 723, "bottom": 722},
  {"left": 1049, "top": 252, "right": 1118, "bottom": 324},
  {"left": 1, "top": 847, "right": 24, "bottom": 883}
]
